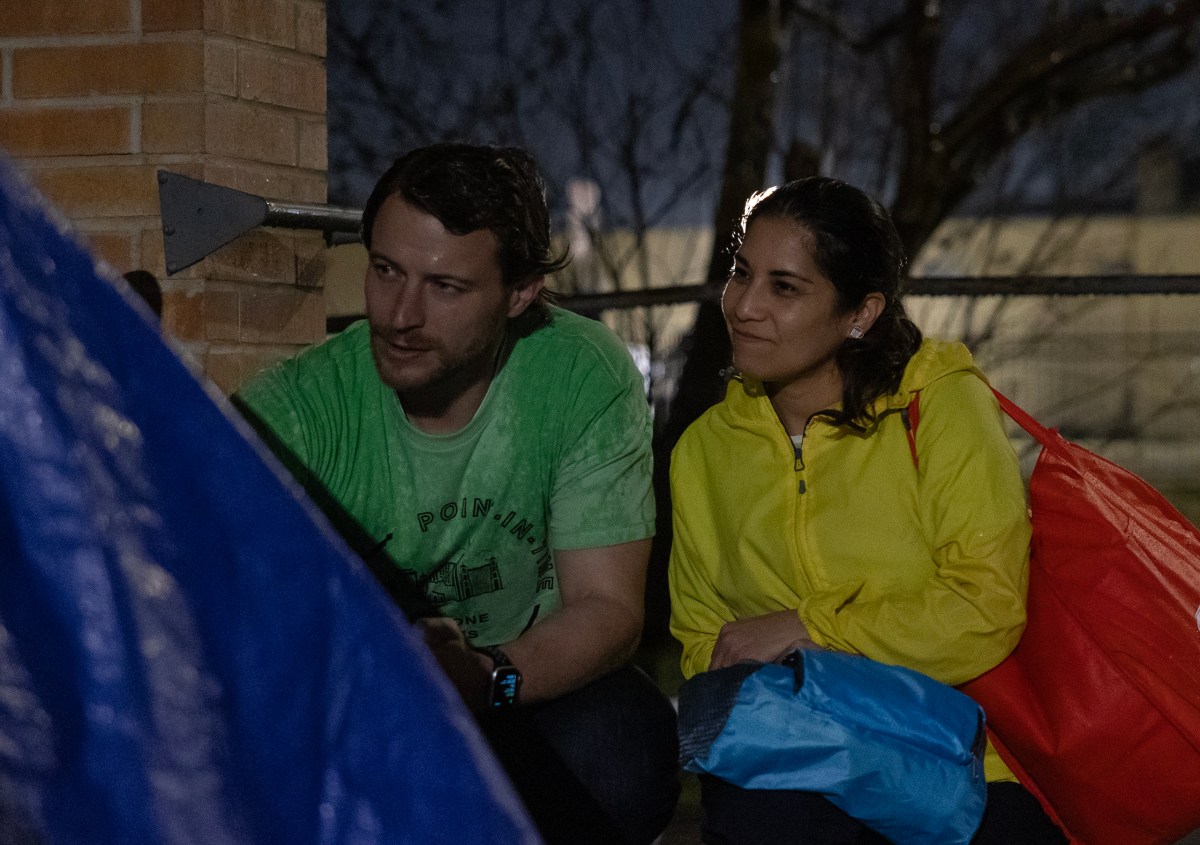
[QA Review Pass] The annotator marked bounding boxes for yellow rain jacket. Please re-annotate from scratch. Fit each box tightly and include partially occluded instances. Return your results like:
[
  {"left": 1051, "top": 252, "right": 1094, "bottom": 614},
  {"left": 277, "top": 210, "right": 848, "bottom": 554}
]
[{"left": 668, "top": 339, "right": 1031, "bottom": 782}]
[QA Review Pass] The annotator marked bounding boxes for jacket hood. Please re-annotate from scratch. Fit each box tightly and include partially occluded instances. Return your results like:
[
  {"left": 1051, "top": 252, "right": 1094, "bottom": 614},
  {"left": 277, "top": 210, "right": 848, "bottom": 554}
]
[{"left": 880, "top": 338, "right": 985, "bottom": 412}]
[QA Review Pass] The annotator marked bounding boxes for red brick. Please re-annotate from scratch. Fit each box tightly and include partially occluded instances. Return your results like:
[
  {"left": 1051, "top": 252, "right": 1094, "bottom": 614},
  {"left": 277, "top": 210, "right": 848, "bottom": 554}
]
[
  {"left": 204, "top": 159, "right": 326, "bottom": 203},
  {"left": 239, "top": 285, "right": 324, "bottom": 344},
  {"left": 295, "top": 231, "right": 325, "bottom": 288},
  {"left": 0, "top": 0, "right": 129, "bottom": 37},
  {"left": 238, "top": 46, "right": 325, "bottom": 113},
  {"left": 0, "top": 106, "right": 132, "bottom": 157},
  {"left": 141, "top": 0, "right": 205, "bottom": 33},
  {"left": 141, "top": 226, "right": 170, "bottom": 280},
  {"left": 202, "top": 288, "right": 240, "bottom": 341},
  {"left": 211, "top": 0, "right": 294, "bottom": 48},
  {"left": 13, "top": 43, "right": 204, "bottom": 98},
  {"left": 205, "top": 344, "right": 299, "bottom": 394},
  {"left": 141, "top": 98, "right": 205, "bottom": 154},
  {"left": 295, "top": 1, "right": 326, "bottom": 57},
  {"left": 297, "top": 118, "right": 326, "bottom": 170},
  {"left": 202, "top": 349, "right": 242, "bottom": 394},
  {"left": 82, "top": 230, "right": 135, "bottom": 272},
  {"left": 204, "top": 41, "right": 238, "bottom": 97},
  {"left": 161, "top": 288, "right": 206, "bottom": 340},
  {"left": 206, "top": 98, "right": 296, "bottom": 166},
  {"left": 206, "top": 229, "right": 296, "bottom": 284},
  {"left": 30, "top": 164, "right": 161, "bottom": 218}
]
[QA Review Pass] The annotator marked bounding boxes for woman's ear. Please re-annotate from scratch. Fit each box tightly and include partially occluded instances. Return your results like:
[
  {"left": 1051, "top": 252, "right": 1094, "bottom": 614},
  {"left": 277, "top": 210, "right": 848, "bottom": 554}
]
[{"left": 851, "top": 292, "right": 886, "bottom": 335}]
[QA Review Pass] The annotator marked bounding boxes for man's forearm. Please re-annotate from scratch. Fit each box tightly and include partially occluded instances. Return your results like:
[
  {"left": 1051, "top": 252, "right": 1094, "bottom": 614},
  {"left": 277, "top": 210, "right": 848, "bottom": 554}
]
[{"left": 502, "top": 595, "right": 642, "bottom": 703}]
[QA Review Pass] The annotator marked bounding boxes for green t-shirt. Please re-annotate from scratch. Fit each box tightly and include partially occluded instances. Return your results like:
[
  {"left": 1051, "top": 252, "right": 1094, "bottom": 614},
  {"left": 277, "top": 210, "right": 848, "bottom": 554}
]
[{"left": 236, "top": 307, "right": 655, "bottom": 645}]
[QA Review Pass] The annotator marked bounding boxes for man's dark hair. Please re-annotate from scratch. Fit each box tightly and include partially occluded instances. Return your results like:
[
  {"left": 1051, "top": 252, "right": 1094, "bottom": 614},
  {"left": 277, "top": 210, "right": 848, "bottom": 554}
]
[{"left": 361, "top": 143, "right": 570, "bottom": 326}]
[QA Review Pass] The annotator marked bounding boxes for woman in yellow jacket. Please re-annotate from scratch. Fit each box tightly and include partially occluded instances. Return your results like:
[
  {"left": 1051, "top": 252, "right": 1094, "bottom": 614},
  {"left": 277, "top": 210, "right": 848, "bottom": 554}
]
[{"left": 668, "top": 177, "right": 1064, "bottom": 845}]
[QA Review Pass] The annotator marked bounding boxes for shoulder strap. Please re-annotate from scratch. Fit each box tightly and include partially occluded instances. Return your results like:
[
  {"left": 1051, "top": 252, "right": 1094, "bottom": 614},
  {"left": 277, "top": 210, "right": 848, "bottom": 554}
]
[
  {"left": 902, "top": 383, "right": 1058, "bottom": 472},
  {"left": 989, "top": 386, "right": 1060, "bottom": 450},
  {"left": 901, "top": 392, "right": 920, "bottom": 471}
]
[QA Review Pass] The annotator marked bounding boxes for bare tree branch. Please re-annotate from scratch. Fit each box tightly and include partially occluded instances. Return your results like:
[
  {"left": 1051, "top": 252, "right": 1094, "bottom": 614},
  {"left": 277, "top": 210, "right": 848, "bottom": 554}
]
[{"left": 891, "top": 0, "right": 1200, "bottom": 251}]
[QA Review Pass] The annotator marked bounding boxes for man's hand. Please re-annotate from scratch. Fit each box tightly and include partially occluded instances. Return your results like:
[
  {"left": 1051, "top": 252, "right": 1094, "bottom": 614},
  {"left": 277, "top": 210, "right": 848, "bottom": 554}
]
[
  {"left": 708, "top": 610, "right": 818, "bottom": 670},
  {"left": 417, "top": 617, "right": 493, "bottom": 713}
]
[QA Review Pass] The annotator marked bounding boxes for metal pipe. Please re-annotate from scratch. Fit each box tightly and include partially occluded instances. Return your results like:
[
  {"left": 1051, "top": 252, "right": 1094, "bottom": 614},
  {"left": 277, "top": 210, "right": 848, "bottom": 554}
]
[{"left": 263, "top": 200, "right": 362, "bottom": 233}]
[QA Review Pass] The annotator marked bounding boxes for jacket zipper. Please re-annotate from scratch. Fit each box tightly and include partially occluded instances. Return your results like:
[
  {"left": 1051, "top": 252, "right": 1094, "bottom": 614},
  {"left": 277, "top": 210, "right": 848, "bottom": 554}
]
[{"left": 793, "top": 414, "right": 818, "bottom": 494}]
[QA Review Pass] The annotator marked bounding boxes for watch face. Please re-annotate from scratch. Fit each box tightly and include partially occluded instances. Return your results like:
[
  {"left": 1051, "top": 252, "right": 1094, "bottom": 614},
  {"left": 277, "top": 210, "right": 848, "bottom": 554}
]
[{"left": 489, "top": 665, "right": 522, "bottom": 709}]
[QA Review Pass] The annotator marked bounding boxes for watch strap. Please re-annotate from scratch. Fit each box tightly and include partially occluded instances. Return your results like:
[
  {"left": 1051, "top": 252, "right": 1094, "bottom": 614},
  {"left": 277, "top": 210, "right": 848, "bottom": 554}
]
[
  {"left": 480, "top": 645, "right": 513, "bottom": 669},
  {"left": 480, "top": 645, "right": 521, "bottom": 709}
]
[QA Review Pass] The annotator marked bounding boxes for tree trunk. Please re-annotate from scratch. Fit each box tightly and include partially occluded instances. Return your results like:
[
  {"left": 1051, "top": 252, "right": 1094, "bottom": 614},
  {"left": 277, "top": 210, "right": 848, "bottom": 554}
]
[
  {"left": 645, "top": 0, "right": 787, "bottom": 642},
  {"left": 659, "top": 0, "right": 784, "bottom": 446}
]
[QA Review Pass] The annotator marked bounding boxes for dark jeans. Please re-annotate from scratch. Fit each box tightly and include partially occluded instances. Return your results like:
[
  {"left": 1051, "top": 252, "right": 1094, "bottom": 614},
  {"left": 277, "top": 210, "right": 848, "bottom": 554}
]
[
  {"left": 478, "top": 665, "right": 681, "bottom": 845},
  {"left": 699, "top": 777, "right": 1066, "bottom": 845}
]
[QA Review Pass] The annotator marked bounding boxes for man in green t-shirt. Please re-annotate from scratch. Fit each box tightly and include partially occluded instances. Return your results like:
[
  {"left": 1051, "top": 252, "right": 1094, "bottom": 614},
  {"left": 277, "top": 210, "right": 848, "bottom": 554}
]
[{"left": 236, "top": 143, "right": 678, "bottom": 844}]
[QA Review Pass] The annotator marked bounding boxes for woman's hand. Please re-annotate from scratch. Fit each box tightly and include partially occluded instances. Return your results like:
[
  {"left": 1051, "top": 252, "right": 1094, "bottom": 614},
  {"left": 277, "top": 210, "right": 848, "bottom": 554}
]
[{"left": 709, "top": 610, "right": 817, "bottom": 670}]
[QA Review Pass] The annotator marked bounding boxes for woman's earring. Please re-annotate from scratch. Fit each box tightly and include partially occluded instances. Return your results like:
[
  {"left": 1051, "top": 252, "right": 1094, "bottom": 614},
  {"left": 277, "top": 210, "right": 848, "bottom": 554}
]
[{"left": 849, "top": 326, "right": 864, "bottom": 339}]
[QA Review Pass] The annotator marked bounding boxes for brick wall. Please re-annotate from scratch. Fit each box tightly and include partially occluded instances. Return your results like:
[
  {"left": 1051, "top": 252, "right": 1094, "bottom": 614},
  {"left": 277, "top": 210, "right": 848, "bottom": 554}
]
[{"left": 0, "top": 0, "right": 327, "bottom": 393}]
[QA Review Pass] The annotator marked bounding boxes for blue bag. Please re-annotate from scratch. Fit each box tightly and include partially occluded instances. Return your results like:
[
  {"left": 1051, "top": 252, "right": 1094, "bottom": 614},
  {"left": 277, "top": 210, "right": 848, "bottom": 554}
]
[{"left": 679, "top": 649, "right": 987, "bottom": 845}]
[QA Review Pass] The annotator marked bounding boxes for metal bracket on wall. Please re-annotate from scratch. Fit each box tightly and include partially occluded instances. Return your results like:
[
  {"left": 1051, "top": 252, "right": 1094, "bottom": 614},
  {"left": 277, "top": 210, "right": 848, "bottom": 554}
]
[{"left": 156, "top": 170, "right": 363, "bottom": 275}]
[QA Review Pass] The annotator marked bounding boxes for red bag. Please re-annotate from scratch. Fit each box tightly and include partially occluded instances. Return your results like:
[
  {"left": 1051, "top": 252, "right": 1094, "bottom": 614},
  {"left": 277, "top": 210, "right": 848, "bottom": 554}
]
[{"left": 949, "top": 389, "right": 1200, "bottom": 844}]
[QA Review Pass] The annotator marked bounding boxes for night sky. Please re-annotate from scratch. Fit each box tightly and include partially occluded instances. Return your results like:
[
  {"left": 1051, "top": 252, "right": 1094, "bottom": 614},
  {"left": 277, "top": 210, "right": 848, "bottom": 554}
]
[{"left": 326, "top": 1, "right": 1200, "bottom": 226}]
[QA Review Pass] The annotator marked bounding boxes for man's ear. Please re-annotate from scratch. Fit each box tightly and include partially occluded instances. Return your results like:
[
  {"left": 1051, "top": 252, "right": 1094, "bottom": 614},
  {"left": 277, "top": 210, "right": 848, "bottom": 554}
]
[{"left": 507, "top": 276, "right": 545, "bottom": 318}]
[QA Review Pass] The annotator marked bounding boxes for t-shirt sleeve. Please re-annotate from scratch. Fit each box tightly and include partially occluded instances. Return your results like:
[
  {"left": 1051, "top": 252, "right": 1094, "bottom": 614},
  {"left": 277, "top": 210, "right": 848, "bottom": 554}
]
[
  {"left": 234, "top": 362, "right": 315, "bottom": 474},
  {"left": 233, "top": 354, "right": 354, "bottom": 496},
  {"left": 234, "top": 362, "right": 307, "bottom": 456},
  {"left": 546, "top": 333, "right": 655, "bottom": 551},
  {"left": 234, "top": 352, "right": 394, "bottom": 562}
]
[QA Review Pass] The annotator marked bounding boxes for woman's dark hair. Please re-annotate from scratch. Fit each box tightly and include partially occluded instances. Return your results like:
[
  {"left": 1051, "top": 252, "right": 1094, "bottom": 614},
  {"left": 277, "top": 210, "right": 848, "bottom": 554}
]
[
  {"left": 361, "top": 143, "right": 570, "bottom": 326},
  {"left": 736, "top": 176, "right": 923, "bottom": 429}
]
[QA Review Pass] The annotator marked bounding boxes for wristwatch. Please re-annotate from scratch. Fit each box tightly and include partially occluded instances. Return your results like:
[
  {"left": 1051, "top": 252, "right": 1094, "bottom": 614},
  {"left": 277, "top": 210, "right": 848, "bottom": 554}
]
[{"left": 481, "top": 645, "right": 522, "bottom": 710}]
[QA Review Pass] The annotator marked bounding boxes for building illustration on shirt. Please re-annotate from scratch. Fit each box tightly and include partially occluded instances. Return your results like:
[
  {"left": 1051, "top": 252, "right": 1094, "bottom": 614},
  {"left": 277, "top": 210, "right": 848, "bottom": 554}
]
[
  {"left": 399, "top": 500, "right": 559, "bottom": 613},
  {"left": 403, "top": 553, "right": 504, "bottom": 606}
]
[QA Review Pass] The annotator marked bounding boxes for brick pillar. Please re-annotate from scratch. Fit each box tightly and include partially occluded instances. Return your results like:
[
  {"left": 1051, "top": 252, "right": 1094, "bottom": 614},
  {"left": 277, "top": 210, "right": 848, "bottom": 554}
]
[{"left": 0, "top": 0, "right": 327, "bottom": 393}]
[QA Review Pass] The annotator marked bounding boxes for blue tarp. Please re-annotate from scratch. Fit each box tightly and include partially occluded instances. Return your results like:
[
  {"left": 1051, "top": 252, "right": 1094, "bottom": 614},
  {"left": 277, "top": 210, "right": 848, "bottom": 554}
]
[{"left": 0, "top": 152, "right": 540, "bottom": 844}]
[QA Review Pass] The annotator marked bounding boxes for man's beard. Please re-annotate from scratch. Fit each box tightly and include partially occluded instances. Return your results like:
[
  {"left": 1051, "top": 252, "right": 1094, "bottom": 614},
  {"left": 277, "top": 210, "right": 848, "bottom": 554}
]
[{"left": 369, "top": 325, "right": 504, "bottom": 412}]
